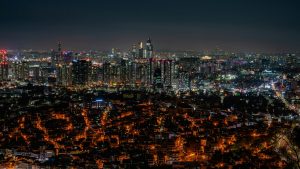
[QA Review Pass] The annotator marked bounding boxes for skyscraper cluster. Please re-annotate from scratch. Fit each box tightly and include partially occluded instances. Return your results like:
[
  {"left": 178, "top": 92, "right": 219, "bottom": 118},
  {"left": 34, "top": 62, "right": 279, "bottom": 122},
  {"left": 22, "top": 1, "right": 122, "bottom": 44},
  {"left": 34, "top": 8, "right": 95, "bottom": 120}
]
[
  {"left": 42, "top": 38, "right": 174, "bottom": 90},
  {"left": 3, "top": 38, "right": 223, "bottom": 92}
]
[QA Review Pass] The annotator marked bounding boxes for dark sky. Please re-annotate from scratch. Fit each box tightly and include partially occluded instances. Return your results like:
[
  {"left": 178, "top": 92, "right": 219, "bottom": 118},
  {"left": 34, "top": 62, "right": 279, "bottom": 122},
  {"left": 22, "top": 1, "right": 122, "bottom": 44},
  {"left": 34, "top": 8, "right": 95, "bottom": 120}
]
[{"left": 1, "top": 0, "right": 300, "bottom": 52}]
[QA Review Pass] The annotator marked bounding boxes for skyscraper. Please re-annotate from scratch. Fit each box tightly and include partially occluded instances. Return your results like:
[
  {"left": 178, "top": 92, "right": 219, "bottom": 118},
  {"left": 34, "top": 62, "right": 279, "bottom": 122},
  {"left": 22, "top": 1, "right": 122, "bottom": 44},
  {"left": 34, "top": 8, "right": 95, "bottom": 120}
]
[
  {"left": 147, "top": 58, "right": 154, "bottom": 86},
  {"left": 0, "top": 50, "right": 9, "bottom": 81},
  {"left": 178, "top": 71, "right": 191, "bottom": 91},
  {"left": 131, "top": 44, "right": 137, "bottom": 59},
  {"left": 57, "top": 64, "right": 72, "bottom": 86},
  {"left": 12, "top": 61, "right": 29, "bottom": 81},
  {"left": 145, "top": 37, "right": 154, "bottom": 58},
  {"left": 102, "top": 62, "right": 111, "bottom": 85},
  {"left": 153, "top": 68, "right": 163, "bottom": 91},
  {"left": 72, "top": 59, "right": 91, "bottom": 86},
  {"left": 138, "top": 42, "right": 144, "bottom": 58},
  {"left": 163, "top": 60, "right": 173, "bottom": 88},
  {"left": 54, "top": 42, "right": 72, "bottom": 86}
]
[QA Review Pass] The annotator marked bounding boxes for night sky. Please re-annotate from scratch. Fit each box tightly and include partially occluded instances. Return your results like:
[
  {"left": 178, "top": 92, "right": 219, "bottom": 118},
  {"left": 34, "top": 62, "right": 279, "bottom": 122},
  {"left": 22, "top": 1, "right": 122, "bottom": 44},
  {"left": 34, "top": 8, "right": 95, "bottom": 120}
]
[{"left": 1, "top": 0, "right": 300, "bottom": 52}]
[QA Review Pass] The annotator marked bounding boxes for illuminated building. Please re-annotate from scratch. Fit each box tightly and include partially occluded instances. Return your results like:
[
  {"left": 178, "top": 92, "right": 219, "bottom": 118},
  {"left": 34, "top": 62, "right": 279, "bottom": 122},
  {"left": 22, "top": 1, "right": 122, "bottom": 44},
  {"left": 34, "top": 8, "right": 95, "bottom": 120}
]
[
  {"left": 72, "top": 59, "right": 91, "bottom": 86},
  {"left": 0, "top": 49, "right": 9, "bottom": 81},
  {"left": 29, "top": 65, "right": 41, "bottom": 82},
  {"left": 138, "top": 42, "right": 144, "bottom": 58},
  {"left": 147, "top": 58, "right": 154, "bottom": 86},
  {"left": 144, "top": 37, "right": 154, "bottom": 58},
  {"left": 91, "top": 63, "right": 101, "bottom": 82},
  {"left": 153, "top": 68, "right": 163, "bottom": 90},
  {"left": 56, "top": 64, "right": 72, "bottom": 86},
  {"left": 131, "top": 44, "right": 138, "bottom": 59},
  {"left": 162, "top": 60, "right": 173, "bottom": 89},
  {"left": 120, "top": 59, "right": 129, "bottom": 85},
  {"left": 102, "top": 62, "right": 111, "bottom": 85},
  {"left": 135, "top": 60, "right": 148, "bottom": 86},
  {"left": 110, "top": 62, "right": 120, "bottom": 84},
  {"left": 199, "top": 56, "right": 217, "bottom": 74},
  {"left": 55, "top": 42, "right": 73, "bottom": 86},
  {"left": 40, "top": 64, "right": 53, "bottom": 84},
  {"left": 178, "top": 72, "right": 190, "bottom": 91},
  {"left": 51, "top": 42, "right": 63, "bottom": 67},
  {"left": 127, "top": 60, "right": 137, "bottom": 86},
  {"left": 13, "top": 61, "right": 29, "bottom": 81}
]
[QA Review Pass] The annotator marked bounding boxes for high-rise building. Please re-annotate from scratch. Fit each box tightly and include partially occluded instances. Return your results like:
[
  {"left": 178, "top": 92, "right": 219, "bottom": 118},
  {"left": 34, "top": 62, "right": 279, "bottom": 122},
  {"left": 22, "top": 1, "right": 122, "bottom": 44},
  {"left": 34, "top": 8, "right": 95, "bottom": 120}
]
[
  {"left": 0, "top": 50, "right": 9, "bottom": 81},
  {"left": 12, "top": 61, "right": 29, "bottom": 81},
  {"left": 91, "top": 63, "right": 101, "bottom": 83},
  {"left": 138, "top": 42, "right": 144, "bottom": 58},
  {"left": 102, "top": 62, "right": 111, "bottom": 85},
  {"left": 120, "top": 59, "right": 130, "bottom": 85},
  {"left": 54, "top": 42, "right": 73, "bottom": 86},
  {"left": 51, "top": 49, "right": 56, "bottom": 67},
  {"left": 130, "top": 61, "right": 136, "bottom": 86},
  {"left": 153, "top": 68, "right": 163, "bottom": 90},
  {"left": 29, "top": 65, "right": 41, "bottom": 82},
  {"left": 40, "top": 63, "right": 52, "bottom": 84},
  {"left": 51, "top": 42, "right": 63, "bottom": 67},
  {"left": 56, "top": 64, "right": 72, "bottom": 86},
  {"left": 163, "top": 60, "right": 173, "bottom": 88},
  {"left": 110, "top": 62, "right": 120, "bottom": 85},
  {"left": 131, "top": 44, "right": 137, "bottom": 59},
  {"left": 72, "top": 59, "right": 91, "bottom": 86},
  {"left": 178, "top": 72, "right": 191, "bottom": 91},
  {"left": 135, "top": 60, "right": 148, "bottom": 86},
  {"left": 145, "top": 37, "right": 154, "bottom": 58},
  {"left": 147, "top": 58, "right": 154, "bottom": 86}
]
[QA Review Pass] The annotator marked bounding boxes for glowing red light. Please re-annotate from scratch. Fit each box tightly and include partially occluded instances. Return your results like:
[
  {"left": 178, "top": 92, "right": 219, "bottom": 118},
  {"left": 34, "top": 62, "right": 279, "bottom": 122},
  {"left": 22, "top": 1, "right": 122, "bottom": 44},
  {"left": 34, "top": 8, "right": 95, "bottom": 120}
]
[
  {"left": 0, "top": 49, "right": 7, "bottom": 54},
  {"left": 0, "top": 49, "right": 8, "bottom": 65}
]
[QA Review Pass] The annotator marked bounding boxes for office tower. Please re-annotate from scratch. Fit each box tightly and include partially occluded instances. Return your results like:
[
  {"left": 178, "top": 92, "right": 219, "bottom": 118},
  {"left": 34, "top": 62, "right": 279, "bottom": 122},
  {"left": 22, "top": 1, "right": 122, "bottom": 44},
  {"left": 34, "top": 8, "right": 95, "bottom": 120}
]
[
  {"left": 102, "top": 62, "right": 111, "bottom": 85},
  {"left": 153, "top": 68, "right": 163, "bottom": 91},
  {"left": 29, "top": 65, "right": 41, "bottom": 82},
  {"left": 57, "top": 41, "right": 64, "bottom": 64},
  {"left": 131, "top": 44, "right": 137, "bottom": 59},
  {"left": 147, "top": 58, "right": 154, "bottom": 86},
  {"left": 13, "top": 61, "right": 27, "bottom": 80},
  {"left": 144, "top": 37, "right": 154, "bottom": 58},
  {"left": 120, "top": 59, "right": 137, "bottom": 86},
  {"left": 54, "top": 42, "right": 64, "bottom": 86},
  {"left": 138, "top": 42, "right": 144, "bottom": 58},
  {"left": 40, "top": 63, "right": 53, "bottom": 84},
  {"left": 172, "top": 62, "right": 179, "bottom": 88},
  {"left": 54, "top": 42, "right": 72, "bottom": 86},
  {"left": 51, "top": 49, "right": 56, "bottom": 67},
  {"left": 91, "top": 63, "right": 101, "bottom": 83},
  {"left": 178, "top": 71, "right": 191, "bottom": 91},
  {"left": 135, "top": 61, "right": 147, "bottom": 86},
  {"left": 72, "top": 59, "right": 91, "bottom": 86},
  {"left": 120, "top": 59, "right": 129, "bottom": 85},
  {"left": 51, "top": 42, "right": 63, "bottom": 67},
  {"left": 128, "top": 61, "right": 137, "bottom": 86},
  {"left": 0, "top": 50, "right": 9, "bottom": 81},
  {"left": 56, "top": 64, "right": 72, "bottom": 86},
  {"left": 110, "top": 62, "right": 120, "bottom": 85},
  {"left": 163, "top": 60, "right": 173, "bottom": 88}
]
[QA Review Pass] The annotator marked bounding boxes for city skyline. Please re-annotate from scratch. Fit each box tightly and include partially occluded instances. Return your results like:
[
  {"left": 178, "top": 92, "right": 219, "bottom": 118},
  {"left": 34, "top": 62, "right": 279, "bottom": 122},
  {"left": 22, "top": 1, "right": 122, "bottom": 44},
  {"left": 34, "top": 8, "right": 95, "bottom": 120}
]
[
  {"left": 1, "top": 1, "right": 300, "bottom": 168},
  {"left": 1, "top": 0, "right": 300, "bottom": 52}
]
